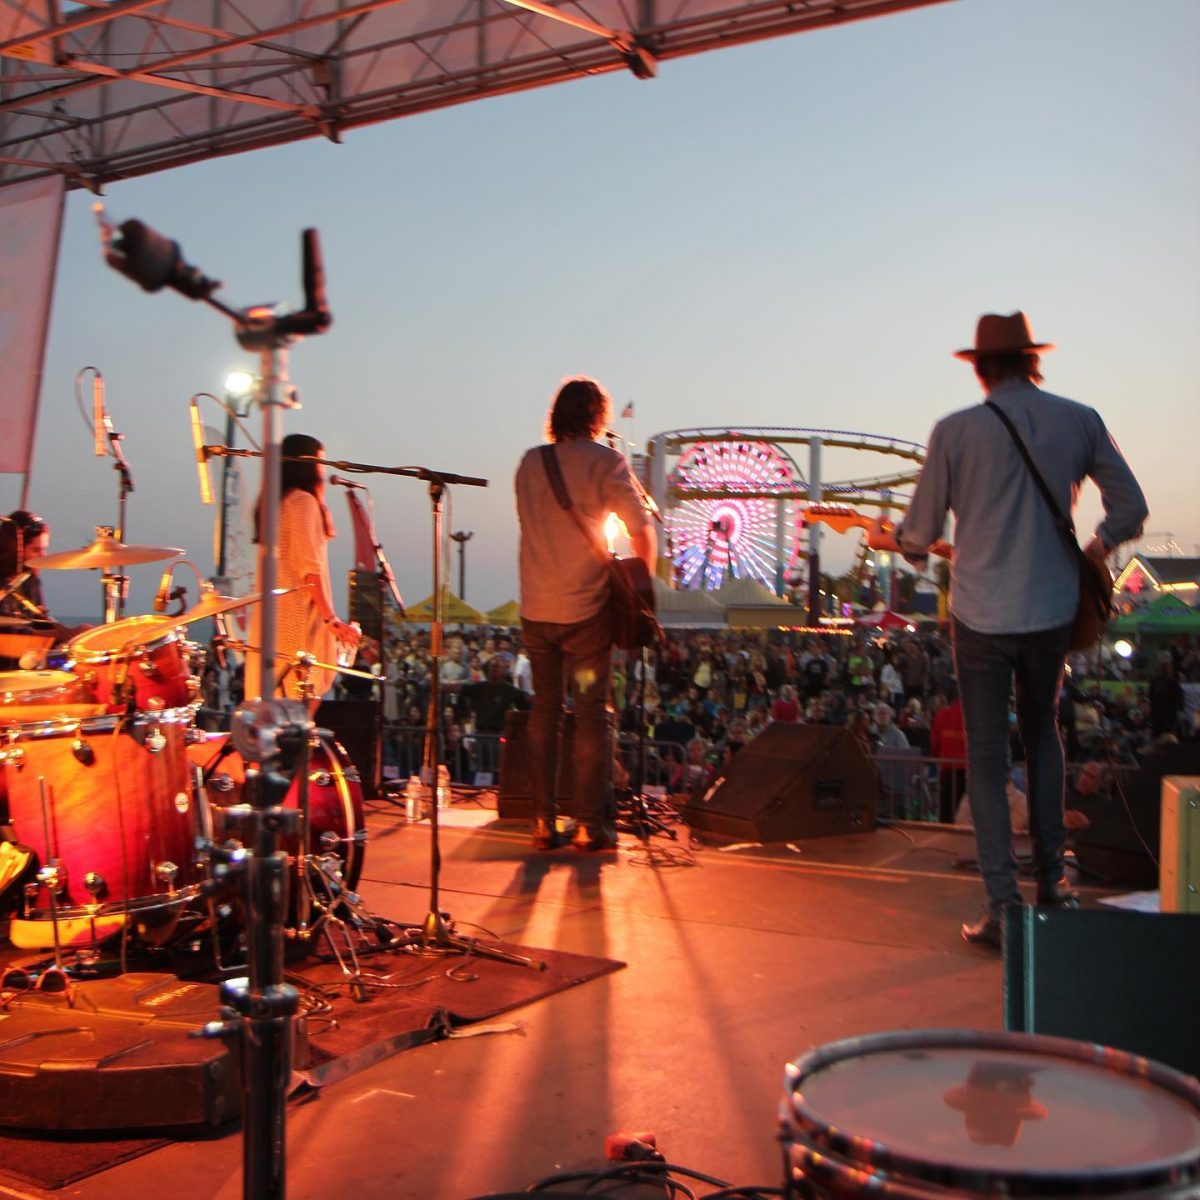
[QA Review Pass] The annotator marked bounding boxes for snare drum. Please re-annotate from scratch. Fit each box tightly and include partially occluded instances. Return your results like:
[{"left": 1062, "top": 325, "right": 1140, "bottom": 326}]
[
  {"left": 0, "top": 669, "right": 99, "bottom": 724},
  {"left": 780, "top": 1028, "right": 1200, "bottom": 1198},
  {"left": 68, "top": 615, "right": 196, "bottom": 712},
  {"left": 187, "top": 730, "right": 366, "bottom": 893},
  {"left": 2, "top": 709, "right": 209, "bottom": 945}
]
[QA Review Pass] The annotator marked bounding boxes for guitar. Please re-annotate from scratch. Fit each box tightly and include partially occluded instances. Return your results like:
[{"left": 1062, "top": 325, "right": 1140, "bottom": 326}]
[
  {"left": 801, "top": 504, "right": 954, "bottom": 560},
  {"left": 607, "top": 555, "right": 663, "bottom": 650}
]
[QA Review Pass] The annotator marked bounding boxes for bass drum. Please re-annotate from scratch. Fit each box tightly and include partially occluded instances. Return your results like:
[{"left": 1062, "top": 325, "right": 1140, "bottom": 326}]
[
  {"left": 2, "top": 710, "right": 209, "bottom": 947},
  {"left": 187, "top": 730, "right": 366, "bottom": 893}
]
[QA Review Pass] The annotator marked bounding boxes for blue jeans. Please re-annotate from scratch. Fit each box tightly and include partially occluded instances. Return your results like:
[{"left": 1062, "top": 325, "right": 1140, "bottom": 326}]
[
  {"left": 521, "top": 612, "right": 613, "bottom": 832},
  {"left": 951, "top": 617, "right": 1071, "bottom": 918}
]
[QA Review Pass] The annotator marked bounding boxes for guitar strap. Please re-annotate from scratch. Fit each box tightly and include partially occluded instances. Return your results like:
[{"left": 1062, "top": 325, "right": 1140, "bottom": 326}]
[
  {"left": 538, "top": 443, "right": 620, "bottom": 572},
  {"left": 986, "top": 401, "right": 1111, "bottom": 622}
]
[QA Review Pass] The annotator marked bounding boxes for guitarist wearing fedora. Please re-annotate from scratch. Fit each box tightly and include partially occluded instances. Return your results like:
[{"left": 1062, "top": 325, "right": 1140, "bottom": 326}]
[
  {"left": 873, "top": 312, "right": 1147, "bottom": 951},
  {"left": 515, "top": 376, "right": 657, "bottom": 853}
]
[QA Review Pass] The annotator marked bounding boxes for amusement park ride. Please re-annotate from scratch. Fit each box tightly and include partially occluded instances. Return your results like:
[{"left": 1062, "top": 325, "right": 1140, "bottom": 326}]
[{"left": 642, "top": 427, "right": 932, "bottom": 621}]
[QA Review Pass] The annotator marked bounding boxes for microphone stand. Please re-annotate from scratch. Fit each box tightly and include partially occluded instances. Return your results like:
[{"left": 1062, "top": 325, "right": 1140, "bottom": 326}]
[
  {"left": 417, "top": 474, "right": 540, "bottom": 969},
  {"left": 100, "top": 213, "right": 333, "bottom": 1200},
  {"left": 100, "top": 413, "right": 136, "bottom": 623}
]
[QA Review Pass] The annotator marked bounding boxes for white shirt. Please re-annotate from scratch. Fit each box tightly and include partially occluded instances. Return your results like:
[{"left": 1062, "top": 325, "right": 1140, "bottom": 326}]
[{"left": 515, "top": 437, "right": 648, "bottom": 624}]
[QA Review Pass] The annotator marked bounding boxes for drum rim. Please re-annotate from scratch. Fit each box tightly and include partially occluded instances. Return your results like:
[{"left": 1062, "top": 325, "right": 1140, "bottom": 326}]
[
  {"left": 782, "top": 1027, "right": 1200, "bottom": 1190},
  {"left": 67, "top": 616, "right": 180, "bottom": 661},
  {"left": 17, "top": 884, "right": 203, "bottom": 923},
  {"left": 2, "top": 706, "right": 199, "bottom": 741}
]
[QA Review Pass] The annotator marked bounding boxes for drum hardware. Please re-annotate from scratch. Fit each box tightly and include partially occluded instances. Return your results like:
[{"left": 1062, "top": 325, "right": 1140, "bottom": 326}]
[{"left": 72, "top": 737, "right": 95, "bottom": 765}]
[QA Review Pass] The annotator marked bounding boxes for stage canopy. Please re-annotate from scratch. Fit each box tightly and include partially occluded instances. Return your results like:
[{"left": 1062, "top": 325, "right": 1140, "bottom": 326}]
[{"left": 1, "top": 0, "right": 951, "bottom": 193}]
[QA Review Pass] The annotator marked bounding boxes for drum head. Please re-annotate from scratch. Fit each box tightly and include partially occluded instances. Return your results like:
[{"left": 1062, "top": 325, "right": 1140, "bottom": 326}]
[
  {"left": 785, "top": 1030, "right": 1200, "bottom": 1192},
  {"left": 68, "top": 615, "right": 177, "bottom": 659},
  {"left": 0, "top": 669, "right": 81, "bottom": 703}
]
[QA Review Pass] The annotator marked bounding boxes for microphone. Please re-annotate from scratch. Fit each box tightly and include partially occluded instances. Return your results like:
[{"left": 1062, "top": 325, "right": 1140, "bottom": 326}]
[
  {"left": 93, "top": 371, "right": 106, "bottom": 457},
  {"left": 302, "top": 229, "right": 331, "bottom": 331},
  {"left": 154, "top": 566, "right": 173, "bottom": 612},
  {"left": 329, "top": 474, "right": 367, "bottom": 490},
  {"left": 603, "top": 428, "right": 623, "bottom": 445},
  {"left": 189, "top": 397, "right": 214, "bottom": 505},
  {"left": 106, "top": 219, "right": 220, "bottom": 300}
]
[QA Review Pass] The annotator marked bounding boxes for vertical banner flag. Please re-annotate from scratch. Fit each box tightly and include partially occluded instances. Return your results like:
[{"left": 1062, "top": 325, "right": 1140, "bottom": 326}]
[
  {"left": 0, "top": 175, "right": 66, "bottom": 477},
  {"left": 344, "top": 490, "right": 376, "bottom": 571}
]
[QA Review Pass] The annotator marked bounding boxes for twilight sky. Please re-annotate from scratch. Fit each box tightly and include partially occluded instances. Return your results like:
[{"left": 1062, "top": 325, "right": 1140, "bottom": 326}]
[{"left": 4, "top": 0, "right": 1197, "bottom": 621}]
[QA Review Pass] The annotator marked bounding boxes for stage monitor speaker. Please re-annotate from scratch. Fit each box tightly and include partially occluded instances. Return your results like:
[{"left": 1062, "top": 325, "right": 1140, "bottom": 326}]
[
  {"left": 1070, "top": 743, "right": 1200, "bottom": 888},
  {"left": 315, "top": 698, "right": 382, "bottom": 798},
  {"left": 1160, "top": 776, "right": 1200, "bottom": 913},
  {"left": 497, "top": 709, "right": 613, "bottom": 820},
  {"left": 1004, "top": 906, "right": 1200, "bottom": 1079},
  {"left": 684, "top": 723, "right": 879, "bottom": 842}
]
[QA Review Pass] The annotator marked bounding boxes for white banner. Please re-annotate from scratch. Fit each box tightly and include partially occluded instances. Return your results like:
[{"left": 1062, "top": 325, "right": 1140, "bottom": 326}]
[{"left": 0, "top": 174, "right": 65, "bottom": 475}]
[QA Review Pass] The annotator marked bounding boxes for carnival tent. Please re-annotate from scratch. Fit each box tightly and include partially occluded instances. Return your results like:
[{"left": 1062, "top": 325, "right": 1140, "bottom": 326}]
[
  {"left": 484, "top": 599, "right": 522, "bottom": 627},
  {"left": 403, "top": 588, "right": 485, "bottom": 625},
  {"left": 856, "top": 610, "right": 917, "bottom": 631},
  {"left": 1110, "top": 594, "right": 1200, "bottom": 637},
  {"left": 654, "top": 579, "right": 726, "bottom": 629}
]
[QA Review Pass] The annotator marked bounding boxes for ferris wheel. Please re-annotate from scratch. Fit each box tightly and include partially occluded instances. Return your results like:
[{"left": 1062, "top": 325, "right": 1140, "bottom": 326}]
[{"left": 666, "top": 440, "right": 802, "bottom": 590}]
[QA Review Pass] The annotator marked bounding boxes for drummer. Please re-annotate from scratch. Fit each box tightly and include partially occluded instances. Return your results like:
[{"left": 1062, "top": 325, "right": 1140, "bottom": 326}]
[{"left": 0, "top": 510, "right": 86, "bottom": 668}]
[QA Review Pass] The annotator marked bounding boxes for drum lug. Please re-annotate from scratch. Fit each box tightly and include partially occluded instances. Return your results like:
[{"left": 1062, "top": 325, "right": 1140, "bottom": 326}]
[
  {"left": 0, "top": 746, "right": 25, "bottom": 768},
  {"left": 84, "top": 871, "right": 109, "bottom": 901},
  {"left": 310, "top": 770, "right": 333, "bottom": 788},
  {"left": 155, "top": 861, "right": 179, "bottom": 892},
  {"left": 145, "top": 726, "right": 167, "bottom": 753},
  {"left": 73, "top": 738, "right": 96, "bottom": 766},
  {"left": 184, "top": 725, "right": 210, "bottom": 745},
  {"left": 36, "top": 861, "right": 67, "bottom": 896},
  {"left": 210, "top": 772, "right": 237, "bottom": 794}
]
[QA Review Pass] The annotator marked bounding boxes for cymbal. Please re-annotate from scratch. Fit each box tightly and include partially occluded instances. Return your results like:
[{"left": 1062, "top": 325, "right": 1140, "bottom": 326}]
[
  {"left": 177, "top": 584, "right": 305, "bottom": 624},
  {"left": 37, "top": 535, "right": 185, "bottom": 571}
]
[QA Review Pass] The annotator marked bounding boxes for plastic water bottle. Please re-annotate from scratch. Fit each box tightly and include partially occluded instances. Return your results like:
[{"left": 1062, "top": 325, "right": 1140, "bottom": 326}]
[
  {"left": 405, "top": 774, "right": 423, "bottom": 821},
  {"left": 436, "top": 763, "right": 451, "bottom": 809}
]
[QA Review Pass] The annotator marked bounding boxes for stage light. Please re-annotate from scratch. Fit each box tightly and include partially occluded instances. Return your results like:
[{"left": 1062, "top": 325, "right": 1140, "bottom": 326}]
[
  {"left": 224, "top": 370, "right": 256, "bottom": 401},
  {"left": 1114, "top": 638, "right": 1134, "bottom": 659}
]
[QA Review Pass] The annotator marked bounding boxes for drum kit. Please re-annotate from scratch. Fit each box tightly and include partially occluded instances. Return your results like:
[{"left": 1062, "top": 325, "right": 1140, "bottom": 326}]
[{"left": 0, "top": 531, "right": 369, "bottom": 958}]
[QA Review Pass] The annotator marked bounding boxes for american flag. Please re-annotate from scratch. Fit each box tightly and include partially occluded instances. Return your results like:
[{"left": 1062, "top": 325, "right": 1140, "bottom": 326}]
[{"left": 620, "top": 401, "right": 634, "bottom": 419}]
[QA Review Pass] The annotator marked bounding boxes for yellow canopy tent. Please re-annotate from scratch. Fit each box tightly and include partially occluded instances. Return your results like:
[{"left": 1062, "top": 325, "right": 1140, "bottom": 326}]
[
  {"left": 484, "top": 599, "right": 522, "bottom": 626},
  {"left": 403, "top": 587, "right": 486, "bottom": 625}
]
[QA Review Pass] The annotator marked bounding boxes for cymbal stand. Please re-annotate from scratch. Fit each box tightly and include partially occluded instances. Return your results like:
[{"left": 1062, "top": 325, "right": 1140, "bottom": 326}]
[{"left": 418, "top": 476, "right": 541, "bottom": 970}]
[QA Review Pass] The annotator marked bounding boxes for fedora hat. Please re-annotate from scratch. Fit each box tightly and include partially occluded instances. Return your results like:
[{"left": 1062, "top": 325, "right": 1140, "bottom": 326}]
[{"left": 955, "top": 312, "right": 1055, "bottom": 361}]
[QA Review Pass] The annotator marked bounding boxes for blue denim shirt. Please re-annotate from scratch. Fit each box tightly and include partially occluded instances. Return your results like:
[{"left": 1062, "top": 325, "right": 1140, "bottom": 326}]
[{"left": 897, "top": 379, "right": 1147, "bottom": 635}]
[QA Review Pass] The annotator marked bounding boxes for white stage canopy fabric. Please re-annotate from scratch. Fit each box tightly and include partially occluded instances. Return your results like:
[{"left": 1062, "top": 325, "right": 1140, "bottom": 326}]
[
  {"left": 1, "top": 1, "right": 950, "bottom": 192},
  {"left": 0, "top": 175, "right": 63, "bottom": 487}
]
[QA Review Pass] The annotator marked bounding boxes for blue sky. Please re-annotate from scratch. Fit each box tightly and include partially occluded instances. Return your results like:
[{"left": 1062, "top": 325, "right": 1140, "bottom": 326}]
[{"left": 4, "top": 0, "right": 1197, "bottom": 621}]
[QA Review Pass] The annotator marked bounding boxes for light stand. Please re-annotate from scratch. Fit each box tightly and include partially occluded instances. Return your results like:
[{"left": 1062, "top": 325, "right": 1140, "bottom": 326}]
[{"left": 450, "top": 529, "right": 473, "bottom": 599}]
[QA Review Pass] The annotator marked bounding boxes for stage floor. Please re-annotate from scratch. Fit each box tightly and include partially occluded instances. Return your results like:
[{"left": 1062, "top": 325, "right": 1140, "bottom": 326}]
[{"left": 0, "top": 801, "right": 1117, "bottom": 1200}]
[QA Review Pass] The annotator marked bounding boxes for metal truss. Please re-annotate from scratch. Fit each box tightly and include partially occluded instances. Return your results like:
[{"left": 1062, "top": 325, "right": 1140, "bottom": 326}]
[{"left": 0, "top": 0, "right": 952, "bottom": 191}]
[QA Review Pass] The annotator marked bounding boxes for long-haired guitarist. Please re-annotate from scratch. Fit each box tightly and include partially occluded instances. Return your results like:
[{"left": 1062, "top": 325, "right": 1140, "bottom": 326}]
[{"left": 514, "top": 377, "right": 657, "bottom": 853}]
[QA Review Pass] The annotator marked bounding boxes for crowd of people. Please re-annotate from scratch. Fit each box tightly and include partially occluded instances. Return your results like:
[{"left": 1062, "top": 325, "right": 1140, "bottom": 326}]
[{"left": 296, "top": 619, "right": 1198, "bottom": 804}]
